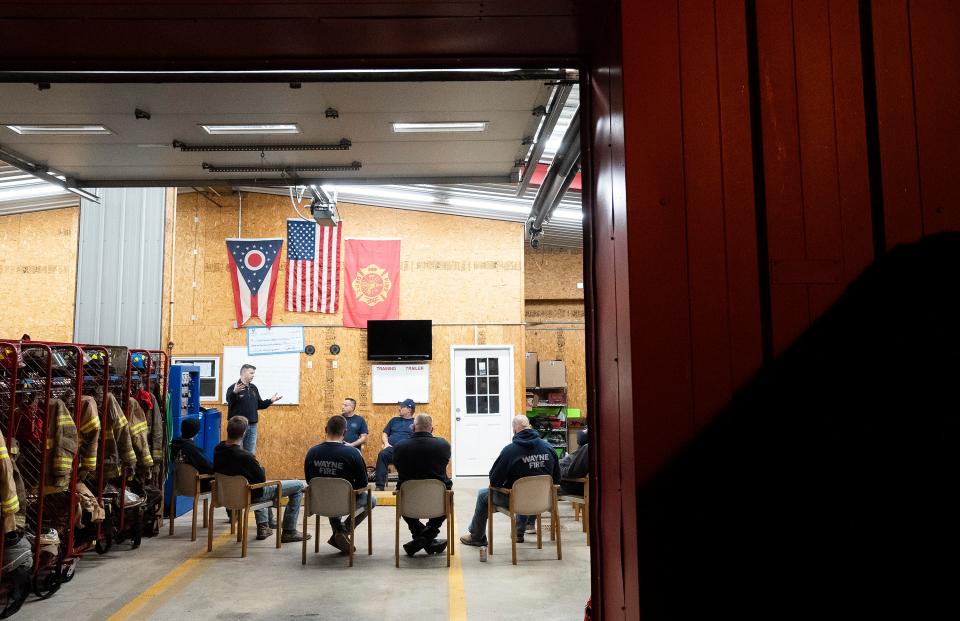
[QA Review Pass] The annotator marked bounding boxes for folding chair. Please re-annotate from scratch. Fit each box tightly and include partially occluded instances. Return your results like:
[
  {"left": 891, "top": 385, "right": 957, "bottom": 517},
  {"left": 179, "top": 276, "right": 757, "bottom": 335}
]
[
  {"left": 207, "top": 474, "right": 282, "bottom": 557},
  {"left": 302, "top": 477, "right": 374, "bottom": 567},
  {"left": 394, "top": 479, "right": 454, "bottom": 568},
  {"left": 488, "top": 474, "right": 562, "bottom": 565},
  {"left": 168, "top": 463, "right": 214, "bottom": 541},
  {"left": 558, "top": 477, "right": 589, "bottom": 545}
]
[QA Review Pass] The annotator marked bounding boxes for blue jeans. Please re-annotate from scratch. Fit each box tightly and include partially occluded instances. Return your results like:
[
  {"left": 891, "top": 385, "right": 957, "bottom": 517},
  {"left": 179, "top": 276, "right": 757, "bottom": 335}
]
[
  {"left": 255, "top": 480, "right": 304, "bottom": 532},
  {"left": 243, "top": 425, "right": 272, "bottom": 520},
  {"left": 243, "top": 423, "right": 258, "bottom": 454},
  {"left": 467, "top": 488, "right": 534, "bottom": 540},
  {"left": 329, "top": 492, "right": 377, "bottom": 533}
]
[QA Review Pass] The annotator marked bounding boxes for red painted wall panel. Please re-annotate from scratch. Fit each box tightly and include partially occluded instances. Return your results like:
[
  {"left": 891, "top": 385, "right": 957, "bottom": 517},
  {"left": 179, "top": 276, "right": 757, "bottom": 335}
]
[
  {"left": 909, "top": 1, "right": 960, "bottom": 234},
  {"left": 757, "top": 0, "right": 875, "bottom": 354},
  {"left": 873, "top": 0, "right": 925, "bottom": 246},
  {"left": 716, "top": 1, "right": 764, "bottom": 391},
  {"left": 622, "top": 0, "right": 696, "bottom": 483}
]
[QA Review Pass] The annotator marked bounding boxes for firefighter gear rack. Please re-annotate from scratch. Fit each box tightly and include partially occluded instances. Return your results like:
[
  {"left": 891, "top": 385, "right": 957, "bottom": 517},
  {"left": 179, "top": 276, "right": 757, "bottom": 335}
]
[{"left": 0, "top": 339, "right": 169, "bottom": 616}]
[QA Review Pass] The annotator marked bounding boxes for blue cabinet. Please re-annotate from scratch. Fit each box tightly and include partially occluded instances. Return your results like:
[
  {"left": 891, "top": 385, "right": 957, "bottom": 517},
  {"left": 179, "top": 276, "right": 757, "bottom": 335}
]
[{"left": 165, "top": 364, "right": 209, "bottom": 517}]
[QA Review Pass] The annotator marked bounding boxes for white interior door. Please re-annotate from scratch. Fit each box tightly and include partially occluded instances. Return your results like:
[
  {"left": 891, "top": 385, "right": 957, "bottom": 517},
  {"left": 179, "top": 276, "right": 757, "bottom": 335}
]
[{"left": 452, "top": 346, "right": 514, "bottom": 476}]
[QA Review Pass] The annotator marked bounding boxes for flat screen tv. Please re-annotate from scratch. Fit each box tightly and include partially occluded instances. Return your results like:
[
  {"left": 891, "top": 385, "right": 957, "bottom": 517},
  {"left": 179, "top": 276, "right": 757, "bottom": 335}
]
[{"left": 367, "top": 320, "right": 432, "bottom": 361}]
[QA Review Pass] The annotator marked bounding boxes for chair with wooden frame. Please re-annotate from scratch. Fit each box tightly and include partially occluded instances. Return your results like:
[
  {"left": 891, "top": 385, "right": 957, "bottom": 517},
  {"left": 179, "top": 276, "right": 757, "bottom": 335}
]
[
  {"left": 168, "top": 463, "right": 214, "bottom": 541},
  {"left": 394, "top": 479, "right": 455, "bottom": 568},
  {"left": 488, "top": 474, "right": 562, "bottom": 565},
  {"left": 557, "top": 477, "right": 589, "bottom": 545},
  {"left": 207, "top": 474, "right": 283, "bottom": 557},
  {"left": 302, "top": 478, "right": 374, "bottom": 567}
]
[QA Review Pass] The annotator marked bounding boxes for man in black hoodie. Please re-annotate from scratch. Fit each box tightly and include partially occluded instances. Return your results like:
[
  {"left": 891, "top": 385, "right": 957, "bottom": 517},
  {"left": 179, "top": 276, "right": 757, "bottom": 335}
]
[
  {"left": 560, "top": 428, "right": 589, "bottom": 495},
  {"left": 213, "top": 416, "right": 309, "bottom": 543},
  {"left": 170, "top": 418, "right": 213, "bottom": 491},
  {"left": 393, "top": 413, "right": 451, "bottom": 556},
  {"left": 304, "top": 415, "right": 376, "bottom": 554},
  {"left": 460, "top": 415, "right": 560, "bottom": 547}
]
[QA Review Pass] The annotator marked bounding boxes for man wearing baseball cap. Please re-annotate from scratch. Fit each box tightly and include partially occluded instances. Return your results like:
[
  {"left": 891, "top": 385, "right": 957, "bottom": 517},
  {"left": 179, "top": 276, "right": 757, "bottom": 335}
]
[{"left": 373, "top": 399, "right": 417, "bottom": 491}]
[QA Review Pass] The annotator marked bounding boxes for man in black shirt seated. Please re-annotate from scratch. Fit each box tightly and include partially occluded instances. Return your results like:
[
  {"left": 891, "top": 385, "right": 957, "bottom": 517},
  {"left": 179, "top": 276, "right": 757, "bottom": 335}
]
[
  {"left": 460, "top": 415, "right": 560, "bottom": 547},
  {"left": 170, "top": 418, "right": 214, "bottom": 491},
  {"left": 393, "top": 413, "right": 452, "bottom": 556},
  {"left": 213, "top": 416, "right": 310, "bottom": 543},
  {"left": 304, "top": 415, "right": 377, "bottom": 554},
  {"left": 560, "top": 429, "right": 589, "bottom": 496}
]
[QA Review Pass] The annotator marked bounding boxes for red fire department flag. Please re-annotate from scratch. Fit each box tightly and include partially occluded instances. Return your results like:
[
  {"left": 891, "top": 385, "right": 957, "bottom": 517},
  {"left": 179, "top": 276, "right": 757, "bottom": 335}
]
[{"left": 343, "top": 238, "right": 400, "bottom": 328}]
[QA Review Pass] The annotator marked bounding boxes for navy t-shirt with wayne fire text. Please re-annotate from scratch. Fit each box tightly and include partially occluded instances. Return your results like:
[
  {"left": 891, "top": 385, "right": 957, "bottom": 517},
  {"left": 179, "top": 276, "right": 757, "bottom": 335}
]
[{"left": 344, "top": 414, "right": 369, "bottom": 444}]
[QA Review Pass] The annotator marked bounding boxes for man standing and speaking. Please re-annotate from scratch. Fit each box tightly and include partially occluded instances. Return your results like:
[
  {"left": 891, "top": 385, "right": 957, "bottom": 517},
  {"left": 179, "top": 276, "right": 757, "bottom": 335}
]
[{"left": 226, "top": 363, "right": 281, "bottom": 455}]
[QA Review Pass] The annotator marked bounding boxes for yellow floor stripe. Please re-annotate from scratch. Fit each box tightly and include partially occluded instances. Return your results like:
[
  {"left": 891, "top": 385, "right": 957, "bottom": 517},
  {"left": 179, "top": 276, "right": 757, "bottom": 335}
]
[
  {"left": 106, "top": 528, "right": 235, "bottom": 621},
  {"left": 448, "top": 540, "right": 467, "bottom": 620}
]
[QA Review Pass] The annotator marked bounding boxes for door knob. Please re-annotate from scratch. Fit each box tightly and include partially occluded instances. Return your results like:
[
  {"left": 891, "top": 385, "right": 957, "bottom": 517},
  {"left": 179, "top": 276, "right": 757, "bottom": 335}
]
[{"left": 456, "top": 417, "right": 462, "bottom": 421}]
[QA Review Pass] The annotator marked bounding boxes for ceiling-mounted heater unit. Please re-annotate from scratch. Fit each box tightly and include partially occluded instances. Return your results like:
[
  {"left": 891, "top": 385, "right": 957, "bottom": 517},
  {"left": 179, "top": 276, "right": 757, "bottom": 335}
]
[{"left": 309, "top": 185, "right": 339, "bottom": 226}]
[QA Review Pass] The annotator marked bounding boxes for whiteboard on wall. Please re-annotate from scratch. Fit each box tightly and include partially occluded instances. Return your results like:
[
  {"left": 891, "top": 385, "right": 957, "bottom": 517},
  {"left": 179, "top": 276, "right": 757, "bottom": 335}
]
[
  {"left": 372, "top": 364, "right": 429, "bottom": 404},
  {"left": 222, "top": 346, "right": 300, "bottom": 405}
]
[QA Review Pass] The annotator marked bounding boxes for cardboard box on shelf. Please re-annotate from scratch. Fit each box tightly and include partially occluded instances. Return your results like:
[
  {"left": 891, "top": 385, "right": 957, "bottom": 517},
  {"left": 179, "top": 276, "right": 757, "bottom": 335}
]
[
  {"left": 525, "top": 352, "right": 538, "bottom": 388},
  {"left": 538, "top": 360, "right": 566, "bottom": 388}
]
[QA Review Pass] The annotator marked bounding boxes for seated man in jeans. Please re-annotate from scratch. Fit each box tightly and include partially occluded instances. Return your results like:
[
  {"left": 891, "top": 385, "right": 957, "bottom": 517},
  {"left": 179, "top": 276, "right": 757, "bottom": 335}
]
[
  {"left": 304, "top": 414, "right": 377, "bottom": 554},
  {"left": 460, "top": 415, "right": 560, "bottom": 547},
  {"left": 213, "top": 416, "right": 310, "bottom": 543}
]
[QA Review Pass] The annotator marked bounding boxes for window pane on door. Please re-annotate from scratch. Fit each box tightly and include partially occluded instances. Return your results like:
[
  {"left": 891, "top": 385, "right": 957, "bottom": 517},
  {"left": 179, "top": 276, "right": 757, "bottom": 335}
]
[
  {"left": 489, "top": 377, "right": 499, "bottom": 394},
  {"left": 466, "top": 396, "right": 477, "bottom": 414},
  {"left": 489, "top": 396, "right": 500, "bottom": 413},
  {"left": 488, "top": 358, "right": 499, "bottom": 375},
  {"left": 478, "top": 377, "right": 488, "bottom": 394},
  {"left": 478, "top": 359, "right": 487, "bottom": 374},
  {"left": 466, "top": 377, "right": 476, "bottom": 394},
  {"left": 478, "top": 396, "right": 488, "bottom": 414}
]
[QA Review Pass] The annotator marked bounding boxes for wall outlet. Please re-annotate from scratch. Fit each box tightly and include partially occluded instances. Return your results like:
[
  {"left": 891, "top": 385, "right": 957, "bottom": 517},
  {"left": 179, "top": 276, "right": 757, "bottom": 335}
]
[
  {"left": 306, "top": 360, "right": 313, "bottom": 369},
  {"left": 332, "top": 360, "right": 339, "bottom": 369}
]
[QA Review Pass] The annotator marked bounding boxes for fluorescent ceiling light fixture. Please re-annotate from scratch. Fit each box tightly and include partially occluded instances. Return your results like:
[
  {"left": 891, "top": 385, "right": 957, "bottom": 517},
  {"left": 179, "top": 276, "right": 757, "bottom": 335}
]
[
  {"left": 6, "top": 124, "right": 113, "bottom": 135},
  {"left": 200, "top": 123, "right": 300, "bottom": 135},
  {"left": 392, "top": 122, "right": 487, "bottom": 133}
]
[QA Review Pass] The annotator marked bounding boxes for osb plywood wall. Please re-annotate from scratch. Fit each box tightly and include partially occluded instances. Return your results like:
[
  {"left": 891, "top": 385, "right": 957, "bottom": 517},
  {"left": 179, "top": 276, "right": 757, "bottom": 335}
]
[
  {"left": 524, "top": 246, "right": 587, "bottom": 419},
  {"left": 524, "top": 246, "right": 584, "bottom": 300},
  {"left": 169, "top": 191, "right": 526, "bottom": 478},
  {"left": 0, "top": 207, "right": 79, "bottom": 341}
]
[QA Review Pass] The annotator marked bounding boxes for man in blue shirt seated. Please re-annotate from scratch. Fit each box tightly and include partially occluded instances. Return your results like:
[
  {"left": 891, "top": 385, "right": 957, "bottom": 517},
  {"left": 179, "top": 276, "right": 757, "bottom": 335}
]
[
  {"left": 341, "top": 397, "right": 369, "bottom": 449},
  {"left": 304, "top": 415, "right": 377, "bottom": 554},
  {"left": 460, "top": 415, "right": 560, "bottom": 547},
  {"left": 373, "top": 398, "right": 417, "bottom": 491}
]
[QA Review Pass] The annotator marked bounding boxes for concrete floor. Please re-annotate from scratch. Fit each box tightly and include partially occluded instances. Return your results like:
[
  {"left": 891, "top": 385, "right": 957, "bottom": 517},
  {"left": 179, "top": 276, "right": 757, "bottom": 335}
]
[{"left": 24, "top": 478, "right": 590, "bottom": 620}]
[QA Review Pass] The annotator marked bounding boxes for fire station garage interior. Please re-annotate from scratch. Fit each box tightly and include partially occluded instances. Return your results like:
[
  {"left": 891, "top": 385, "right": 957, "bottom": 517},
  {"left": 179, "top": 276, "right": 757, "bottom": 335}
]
[
  {"left": 0, "top": 74, "right": 592, "bottom": 618},
  {"left": 3, "top": 2, "right": 960, "bottom": 620}
]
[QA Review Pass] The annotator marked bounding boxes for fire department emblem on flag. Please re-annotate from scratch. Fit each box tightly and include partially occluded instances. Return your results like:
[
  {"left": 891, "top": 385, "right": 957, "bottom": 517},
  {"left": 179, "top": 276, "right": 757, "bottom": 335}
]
[{"left": 352, "top": 263, "right": 392, "bottom": 306}]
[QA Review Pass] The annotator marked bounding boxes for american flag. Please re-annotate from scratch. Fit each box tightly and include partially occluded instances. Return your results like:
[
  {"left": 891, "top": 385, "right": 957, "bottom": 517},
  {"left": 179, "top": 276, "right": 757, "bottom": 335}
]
[{"left": 286, "top": 218, "right": 342, "bottom": 313}]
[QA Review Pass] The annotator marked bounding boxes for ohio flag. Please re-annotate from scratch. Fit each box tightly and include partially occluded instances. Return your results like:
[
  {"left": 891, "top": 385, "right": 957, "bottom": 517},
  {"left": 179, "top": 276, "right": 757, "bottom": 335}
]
[{"left": 225, "top": 238, "right": 283, "bottom": 327}]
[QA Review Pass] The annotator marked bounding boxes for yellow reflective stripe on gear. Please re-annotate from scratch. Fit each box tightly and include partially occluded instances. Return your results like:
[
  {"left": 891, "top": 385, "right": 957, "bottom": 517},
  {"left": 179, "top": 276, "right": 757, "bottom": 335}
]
[
  {"left": 58, "top": 415, "right": 75, "bottom": 425},
  {"left": 118, "top": 416, "right": 129, "bottom": 427},
  {"left": 2, "top": 499, "right": 19, "bottom": 511},
  {"left": 125, "top": 451, "right": 137, "bottom": 459},
  {"left": 2, "top": 495, "right": 18, "bottom": 506},
  {"left": 130, "top": 423, "right": 148, "bottom": 434},
  {"left": 0, "top": 446, "right": 8, "bottom": 458},
  {"left": 55, "top": 457, "right": 74, "bottom": 465},
  {"left": 105, "top": 430, "right": 114, "bottom": 439},
  {"left": 80, "top": 418, "right": 101, "bottom": 433}
]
